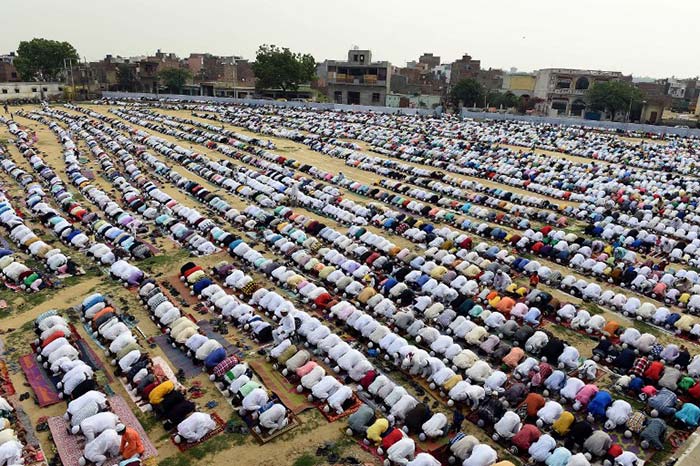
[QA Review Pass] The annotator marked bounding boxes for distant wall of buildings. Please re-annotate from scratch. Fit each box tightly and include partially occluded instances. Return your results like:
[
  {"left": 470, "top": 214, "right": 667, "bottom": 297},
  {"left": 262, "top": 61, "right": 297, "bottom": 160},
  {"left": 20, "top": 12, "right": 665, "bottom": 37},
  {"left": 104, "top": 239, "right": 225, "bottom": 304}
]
[
  {"left": 101, "top": 91, "right": 437, "bottom": 115},
  {"left": 0, "top": 82, "right": 64, "bottom": 101},
  {"left": 460, "top": 109, "right": 700, "bottom": 137}
]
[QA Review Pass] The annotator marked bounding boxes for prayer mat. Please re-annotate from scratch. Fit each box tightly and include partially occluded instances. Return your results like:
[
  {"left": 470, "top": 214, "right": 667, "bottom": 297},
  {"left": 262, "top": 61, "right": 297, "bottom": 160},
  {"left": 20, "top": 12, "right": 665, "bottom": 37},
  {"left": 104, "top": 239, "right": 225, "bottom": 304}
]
[
  {"left": 18, "top": 354, "right": 60, "bottom": 407},
  {"left": 171, "top": 412, "right": 226, "bottom": 452},
  {"left": 152, "top": 335, "right": 200, "bottom": 379},
  {"left": 0, "top": 360, "right": 15, "bottom": 396},
  {"left": 249, "top": 360, "right": 314, "bottom": 414}
]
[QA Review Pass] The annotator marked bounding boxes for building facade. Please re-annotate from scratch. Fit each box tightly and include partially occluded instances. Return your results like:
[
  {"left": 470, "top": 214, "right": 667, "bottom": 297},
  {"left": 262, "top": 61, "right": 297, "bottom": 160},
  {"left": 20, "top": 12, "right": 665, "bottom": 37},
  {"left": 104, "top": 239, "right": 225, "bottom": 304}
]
[
  {"left": 502, "top": 73, "right": 536, "bottom": 97},
  {"left": 0, "top": 82, "right": 64, "bottom": 101},
  {"left": 325, "top": 49, "right": 391, "bottom": 106},
  {"left": 0, "top": 53, "right": 19, "bottom": 82},
  {"left": 534, "top": 68, "right": 624, "bottom": 117}
]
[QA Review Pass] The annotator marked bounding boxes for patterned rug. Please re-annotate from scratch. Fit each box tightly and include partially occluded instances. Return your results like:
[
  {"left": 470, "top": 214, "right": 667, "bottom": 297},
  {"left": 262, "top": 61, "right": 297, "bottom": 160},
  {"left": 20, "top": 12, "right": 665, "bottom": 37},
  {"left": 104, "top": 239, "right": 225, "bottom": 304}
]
[
  {"left": 0, "top": 360, "right": 15, "bottom": 396},
  {"left": 18, "top": 354, "right": 60, "bottom": 407},
  {"left": 48, "top": 395, "right": 158, "bottom": 466},
  {"left": 171, "top": 412, "right": 226, "bottom": 452}
]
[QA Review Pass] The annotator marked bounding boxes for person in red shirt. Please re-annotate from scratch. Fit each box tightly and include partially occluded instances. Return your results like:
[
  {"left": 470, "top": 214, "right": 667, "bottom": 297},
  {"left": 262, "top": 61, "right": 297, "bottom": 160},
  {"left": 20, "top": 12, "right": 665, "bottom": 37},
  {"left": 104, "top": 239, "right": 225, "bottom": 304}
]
[
  {"left": 511, "top": 424, "right": 541, "bottom": 454},
  {"left": 529, "top": 273, "right": 540, "bottom": 289},
  {"left": 524, "top": 392, "right": 546, "bottom": 419}
]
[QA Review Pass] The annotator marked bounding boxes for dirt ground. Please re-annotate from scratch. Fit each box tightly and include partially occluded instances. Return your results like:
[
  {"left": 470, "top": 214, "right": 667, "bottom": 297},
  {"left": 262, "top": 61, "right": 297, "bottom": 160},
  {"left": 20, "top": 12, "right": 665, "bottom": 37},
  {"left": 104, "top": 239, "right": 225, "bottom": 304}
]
[{"left": 2, "top": 103, "right": 700, "bottom": 466}]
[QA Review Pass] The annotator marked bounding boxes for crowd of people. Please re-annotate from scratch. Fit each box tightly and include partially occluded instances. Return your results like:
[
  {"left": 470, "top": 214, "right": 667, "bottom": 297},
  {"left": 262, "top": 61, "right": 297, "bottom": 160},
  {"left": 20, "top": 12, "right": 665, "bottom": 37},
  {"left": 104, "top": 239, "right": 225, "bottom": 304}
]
[{"left": 5, "top": 98, "right": 700, "bottom": 465}]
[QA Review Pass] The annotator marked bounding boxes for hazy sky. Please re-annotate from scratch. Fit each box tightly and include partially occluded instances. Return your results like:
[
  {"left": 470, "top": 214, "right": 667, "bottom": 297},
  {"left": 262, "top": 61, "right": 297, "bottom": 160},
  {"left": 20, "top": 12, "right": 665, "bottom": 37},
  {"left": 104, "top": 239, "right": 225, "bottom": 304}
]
[{"left": 2, "top": 0, "right": 697, "bottom": 78}]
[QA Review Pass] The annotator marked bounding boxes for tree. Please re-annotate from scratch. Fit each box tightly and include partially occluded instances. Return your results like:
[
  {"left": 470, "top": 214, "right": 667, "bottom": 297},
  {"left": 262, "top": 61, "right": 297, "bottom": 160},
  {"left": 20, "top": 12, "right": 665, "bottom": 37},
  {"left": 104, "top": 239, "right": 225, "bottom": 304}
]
[
  {"left": 586, "top": 80, "right": 644, "bottom": 121},
  {"left": 158, "top": 68, "right": 191, "bottom": 94},
  {"left": 450, "top": 78, "right": 484, "bottom": 108},
  {"left": 486, "top": 91, "right": 519, "bottom": 109},
  {"left": 13, "top": 38, "right": 79, "bottom": 81},
  {"left": 517, "top": 96, "right": 543, "bottom": 114},
  {"left": 252, "top": 44, "right": 316, "bottom": 93}
]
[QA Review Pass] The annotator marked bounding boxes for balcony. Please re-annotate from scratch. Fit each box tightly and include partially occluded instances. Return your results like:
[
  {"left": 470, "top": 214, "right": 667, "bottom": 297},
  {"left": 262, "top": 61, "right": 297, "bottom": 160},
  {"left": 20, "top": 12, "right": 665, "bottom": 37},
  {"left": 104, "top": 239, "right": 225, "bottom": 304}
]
[
  {"left": 552, "top": 88, "right": 586, "bottom": 95},
  {"left": 327, "top": 74, "right": 386, "bottom": 86}
]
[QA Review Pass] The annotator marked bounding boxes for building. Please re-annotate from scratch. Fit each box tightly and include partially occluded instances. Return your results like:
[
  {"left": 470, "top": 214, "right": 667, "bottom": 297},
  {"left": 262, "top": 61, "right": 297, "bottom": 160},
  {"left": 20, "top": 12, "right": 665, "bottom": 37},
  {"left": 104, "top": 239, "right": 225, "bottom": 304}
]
[
  {"left": 386, "top": 93, "right": 441, "bottom": 109},
  {"left": 635, "top": 82, "right": 669, "bottom": 124},
  {"left": 533, "top": 68, "right": 625, "bottom": 117},
  {"left": 502, "top": 72, "right": 536, "bottom": 97},
  {"left": 449, "top": 53, "right": 502, "bottom": 92},
  {"left": 0, "top": 82, "right": 64, "bottom": 101},
  {"left": 0, "top": 53, "right": 19, "bottom": 82},
  {"left": 418, "top": 53, "right": 440, "bottom": 71},
  {"left": 186, "top": 53, "right": 240, "bottom": 83},
  {"left": 324, "top": 49, "right": 391, "bottom": 106},
  {"left": 449, "top": 53, "right": 481, "bottom": 84}
]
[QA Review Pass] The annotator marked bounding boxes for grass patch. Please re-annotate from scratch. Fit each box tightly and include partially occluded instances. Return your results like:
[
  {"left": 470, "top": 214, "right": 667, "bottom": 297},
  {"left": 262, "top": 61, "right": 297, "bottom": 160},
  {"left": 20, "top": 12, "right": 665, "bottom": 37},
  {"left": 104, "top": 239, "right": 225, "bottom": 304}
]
[
  {"left": 157, "top": 432, "right": 244, "bottom": 466},
  {"left": 292, "top": 454, "right": 319, "bottom": 466},
  {"left": 582, "top": 302, "right": 605, "bottom": 315},
  {"left": 139, "top": 249, "right": 191, "bottom": 274}
]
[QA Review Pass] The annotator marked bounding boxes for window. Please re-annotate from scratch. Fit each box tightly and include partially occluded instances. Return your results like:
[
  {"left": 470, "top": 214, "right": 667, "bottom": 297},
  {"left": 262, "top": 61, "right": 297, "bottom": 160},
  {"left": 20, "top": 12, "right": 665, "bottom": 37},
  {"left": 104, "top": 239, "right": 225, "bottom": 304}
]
[
  {"left": 31, "top": 87, "right": 37, "bottom": 92},
  {"left": 14, "top": 88, "right": 19, "bottom": 93},
  {"left": 372, "top": 92, "right": 381, "bottom": 103},
  {"left": 42, "top": 87, "right": 48, "bottom": 92},
  {"left": 551, "top": 100, "right": 568, "bottom": 114},
  {"left": 575, "top": 77, "right": 589, "bottom": 90},
  {"left": 556, "top": 80, "right": 571, "bottom": 89},
  {"left": 1, "top": 89, "right": 6, "bottom": 94},
  {"left": 10, "top": 72, "right": 16, "bottom": 79},
  {"left": 334, "top": 91, "right": 342, "bottom": 103},
  {"left": 58, "top": 87, "right": 63, "bottom": 91},
  {"left": 353, "top": 54, "right": 358, "bottom": 61},
  {"left": 359, "top": 54, "right": 365, "bottom": 63}
]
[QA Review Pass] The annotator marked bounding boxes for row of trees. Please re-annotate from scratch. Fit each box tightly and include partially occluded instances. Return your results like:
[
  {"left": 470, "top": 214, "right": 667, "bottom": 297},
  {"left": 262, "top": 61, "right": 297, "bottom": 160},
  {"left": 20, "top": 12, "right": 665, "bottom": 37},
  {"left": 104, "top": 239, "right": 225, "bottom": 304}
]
[
  {"left": 450, "top": 76, "right": 645, "bottom": 119},
  {"left": 10, "top": 38, "right": 317, "bottom": 95},
  {"left": 449, "top": 78, "right": 543, "bottom": 114}
]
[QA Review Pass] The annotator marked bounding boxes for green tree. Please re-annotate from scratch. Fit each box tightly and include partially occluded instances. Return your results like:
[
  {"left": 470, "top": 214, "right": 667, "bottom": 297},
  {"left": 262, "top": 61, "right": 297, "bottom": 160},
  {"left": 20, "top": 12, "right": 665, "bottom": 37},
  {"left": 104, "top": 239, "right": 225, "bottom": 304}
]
[
  {"left": 252, "top": 44, "right": 316, "bottom": 93},
  {"left": 13, "top": 38, "right": 79, "bottom": 81},
  {"left": 158, "top": 68, "right": 192, "bottom": 94},
  {"left": 450, "top": 78, "right": 484, "bottom": 108},
  {"left": 487, "top": 91, "right": 519, "bottom": 109},
  {"left": 586, "top": 80, "right": 644, "bottom": 121},
  {"left": 517, "top": 96, "right": 543, "bottom": 114}
]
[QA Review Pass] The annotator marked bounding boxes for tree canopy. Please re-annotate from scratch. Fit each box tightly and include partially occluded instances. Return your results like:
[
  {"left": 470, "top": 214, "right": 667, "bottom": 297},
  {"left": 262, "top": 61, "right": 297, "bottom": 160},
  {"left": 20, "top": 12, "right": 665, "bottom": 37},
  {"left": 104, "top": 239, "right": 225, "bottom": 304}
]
[
  {"left": 450, "top": 78, "right": 484, "bottom": 108},
  {"left": 252, "top": 44, "right": 316, "bottom": 93},
  {"left": 486, "top": 91, "right": 519, "bottom": 109},
  {"left": 158, "top": 68, "right": 192, "bottom": 94},
  {"left": 13, "top": 38, "right": 79, "bottom": 81},
  {"left": 586, "top": 80, "right": 644, "bottom": 120}
]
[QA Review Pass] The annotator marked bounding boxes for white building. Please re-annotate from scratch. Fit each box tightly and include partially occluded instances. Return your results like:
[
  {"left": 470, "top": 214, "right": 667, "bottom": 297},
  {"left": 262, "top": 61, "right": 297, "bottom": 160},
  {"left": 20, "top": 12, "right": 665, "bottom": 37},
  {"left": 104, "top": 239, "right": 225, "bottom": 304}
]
[
  {"left": 533, "top": 68, "right": 624, "bottom": 117},
  {"left": 0, "top": 82, "right": 64, "bottom": 101}
]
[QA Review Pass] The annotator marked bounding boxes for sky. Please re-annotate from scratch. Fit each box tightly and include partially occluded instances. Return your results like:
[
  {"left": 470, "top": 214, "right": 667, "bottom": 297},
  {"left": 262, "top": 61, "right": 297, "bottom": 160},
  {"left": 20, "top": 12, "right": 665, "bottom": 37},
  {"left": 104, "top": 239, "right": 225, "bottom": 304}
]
[{"left": 2, "top": 0, "right": 697, "bottom": 78}]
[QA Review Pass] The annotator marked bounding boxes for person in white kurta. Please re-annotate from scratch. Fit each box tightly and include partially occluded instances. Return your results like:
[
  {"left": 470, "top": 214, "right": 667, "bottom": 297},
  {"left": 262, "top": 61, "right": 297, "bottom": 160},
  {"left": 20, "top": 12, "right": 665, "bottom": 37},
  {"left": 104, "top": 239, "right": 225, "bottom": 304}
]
[
  {"left": 65, "top": 391, "right": 106, "bottom": 416},
  {"left": 74, "top": 412, "right": 121, "bottom": 442},
  {"left": 0, "top": 440, "right": 23, "bottom": 466},
  {"left": 58, "top": 363, "right": 93, "bottom": 396},
  {"left": 462, "top": 444, "right": 497, "bottom": 466},
  {"left": 79, "top": 429, "right": 120, "bottom": 466},
  {"left": 258, "top": 404, "right": 288, "bottom": 433},
  {"left": 386, "top": 437, "right": 415, "bottom": 465},
  {"left": 175, "top": 413, "right": 216, "bottom": 443}
]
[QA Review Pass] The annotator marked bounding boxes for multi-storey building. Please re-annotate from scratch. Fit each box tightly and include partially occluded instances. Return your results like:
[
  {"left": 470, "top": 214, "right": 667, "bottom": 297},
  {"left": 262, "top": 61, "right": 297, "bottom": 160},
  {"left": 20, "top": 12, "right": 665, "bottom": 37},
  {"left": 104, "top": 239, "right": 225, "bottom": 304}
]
[
  {"left": 324, "top": 49, "right": 391, "bottom": 106},
  {"left": 534, "top": 68, "right": 625, "bottom": 117}
]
